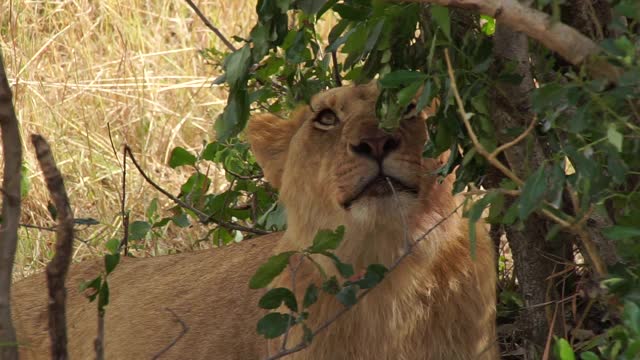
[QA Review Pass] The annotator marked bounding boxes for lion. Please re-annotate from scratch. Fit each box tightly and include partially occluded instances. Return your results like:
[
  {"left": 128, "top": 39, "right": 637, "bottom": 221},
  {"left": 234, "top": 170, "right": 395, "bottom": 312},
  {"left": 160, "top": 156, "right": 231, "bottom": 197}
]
[{"left": 12, "top": 83, "right": 497, "bottom": 359}]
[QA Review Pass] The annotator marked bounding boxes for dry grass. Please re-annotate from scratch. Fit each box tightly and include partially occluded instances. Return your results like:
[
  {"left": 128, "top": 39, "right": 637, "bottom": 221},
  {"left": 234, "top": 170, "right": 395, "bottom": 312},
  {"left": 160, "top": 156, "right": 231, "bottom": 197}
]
[{"left": 1, "top": 0, "right": 264, "bottom": 279}]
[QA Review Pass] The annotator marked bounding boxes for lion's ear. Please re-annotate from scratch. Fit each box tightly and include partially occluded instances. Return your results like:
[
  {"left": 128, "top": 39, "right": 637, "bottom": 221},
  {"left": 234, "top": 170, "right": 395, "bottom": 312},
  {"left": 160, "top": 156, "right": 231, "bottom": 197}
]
[{"left": 246, "top": 113, "right": 300, "bottom": 189}]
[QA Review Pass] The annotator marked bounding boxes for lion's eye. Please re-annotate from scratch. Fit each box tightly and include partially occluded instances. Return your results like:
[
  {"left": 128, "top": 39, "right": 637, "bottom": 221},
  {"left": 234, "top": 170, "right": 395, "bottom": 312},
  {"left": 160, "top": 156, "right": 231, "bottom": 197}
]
[
  {"left": 403, "top": 103, "right": 417, "bottom": 119},
  {"left": 313, "top": 109, "right": 340, "bottom": 130}
]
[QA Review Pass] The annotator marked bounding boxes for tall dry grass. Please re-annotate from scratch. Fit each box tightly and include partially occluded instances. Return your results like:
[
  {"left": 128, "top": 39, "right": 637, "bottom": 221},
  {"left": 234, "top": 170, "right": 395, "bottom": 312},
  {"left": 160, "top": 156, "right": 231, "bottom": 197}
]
[{"left": 1, "top": 0, "right": 262, "bottom": 279}]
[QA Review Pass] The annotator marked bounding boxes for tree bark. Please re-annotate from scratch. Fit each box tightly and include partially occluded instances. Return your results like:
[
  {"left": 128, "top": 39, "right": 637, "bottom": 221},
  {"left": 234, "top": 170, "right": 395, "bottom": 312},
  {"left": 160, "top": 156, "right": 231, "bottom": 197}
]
[
  {"left": 31, "top": 134, "right": 75, "bottom": 360},
  {"left": 0, "top": 50, "right": 22, "bottom": 360},
  {"left": 489, "top": 20, "right": 566, "bottom": 354}
]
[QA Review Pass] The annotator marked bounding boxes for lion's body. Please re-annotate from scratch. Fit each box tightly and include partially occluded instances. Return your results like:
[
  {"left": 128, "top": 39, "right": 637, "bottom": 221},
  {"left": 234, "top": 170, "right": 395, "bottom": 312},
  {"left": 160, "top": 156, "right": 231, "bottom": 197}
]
[{"left": 13, "top": 83, "right": 497, "bottom": 359}]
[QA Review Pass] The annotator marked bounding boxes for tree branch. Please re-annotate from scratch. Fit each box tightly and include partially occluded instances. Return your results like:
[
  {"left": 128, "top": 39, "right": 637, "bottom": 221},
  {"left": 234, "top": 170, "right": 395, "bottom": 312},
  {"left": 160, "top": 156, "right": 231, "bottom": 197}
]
[
  {"left": 31, "top": 134, "right": 75, "bottom": 360},
  {"left": 124, "top": 145, "right": 269, "bottom": 235},
  {"left": 183, "top": 0, "right": 237, "bottom": 52},
  {"left": 444, "top": 49, "right": 607, "bottom": 277},
  {"left": 410, "top": 0, "right": 622, "bottom": 82},
  {"left": 0, "top": 49, "right": 22, "bottom": 360}
]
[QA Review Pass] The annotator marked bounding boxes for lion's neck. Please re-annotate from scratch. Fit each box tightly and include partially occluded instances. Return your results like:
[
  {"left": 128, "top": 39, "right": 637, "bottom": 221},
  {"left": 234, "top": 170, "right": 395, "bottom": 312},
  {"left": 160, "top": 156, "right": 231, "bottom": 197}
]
[{"left": 279, "top": 194, "right": 461, "bottom": 271}]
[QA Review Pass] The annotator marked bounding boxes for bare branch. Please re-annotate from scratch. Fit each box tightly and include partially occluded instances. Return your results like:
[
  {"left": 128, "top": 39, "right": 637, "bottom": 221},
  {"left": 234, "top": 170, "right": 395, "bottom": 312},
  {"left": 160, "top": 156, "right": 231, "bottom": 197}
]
[
  {"left": 409, "top": 0, "right": 622, "bottom": 82},
  {"left": 0, "top": 49, "right": 22, "bottom": 360},
  {"left": 124, "top": 145, "right": 269, "bottom": 235},
  {"left": 151, "top": 308, "right": 189, "bottom": 360},
  {"left": 183, "top": 0, "right": 237, "bottom": 52},
  {"left": 31, "top": 134, "right": 75, "bottom": 360}
]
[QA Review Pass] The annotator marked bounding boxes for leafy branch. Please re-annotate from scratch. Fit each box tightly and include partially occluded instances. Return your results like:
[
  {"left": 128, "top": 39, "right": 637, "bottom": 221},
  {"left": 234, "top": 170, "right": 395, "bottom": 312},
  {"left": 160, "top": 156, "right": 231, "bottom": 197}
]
[
  {"left": 124, "top": 145, "right": 269, "bottom": 235},
  {"left": 254, "top": 200, "right": 465, "bottom": 360},
  {"left": 443, "top": 48, "right": 607, "bottom": 276}
]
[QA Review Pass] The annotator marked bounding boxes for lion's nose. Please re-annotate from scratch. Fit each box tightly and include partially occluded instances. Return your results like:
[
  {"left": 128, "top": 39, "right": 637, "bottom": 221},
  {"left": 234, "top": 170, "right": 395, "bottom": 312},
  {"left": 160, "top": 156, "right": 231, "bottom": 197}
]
[{"left": 350, "top": 135, "right": 400, "bottom": 161}]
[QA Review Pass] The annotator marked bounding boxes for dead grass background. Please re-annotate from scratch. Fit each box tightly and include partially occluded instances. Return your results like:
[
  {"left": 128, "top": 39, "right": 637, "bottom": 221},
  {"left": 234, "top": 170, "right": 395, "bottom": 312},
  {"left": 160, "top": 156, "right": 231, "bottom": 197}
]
[{"left": 1, "top": 0, "right": 263, "bottom": 279}]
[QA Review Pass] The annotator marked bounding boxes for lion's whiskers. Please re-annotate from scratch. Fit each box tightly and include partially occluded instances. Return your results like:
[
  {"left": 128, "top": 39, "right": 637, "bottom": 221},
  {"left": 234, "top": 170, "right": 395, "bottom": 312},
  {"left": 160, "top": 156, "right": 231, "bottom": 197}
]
[{"left": 385, "top": 176, "right": 411, "bottom": 253}]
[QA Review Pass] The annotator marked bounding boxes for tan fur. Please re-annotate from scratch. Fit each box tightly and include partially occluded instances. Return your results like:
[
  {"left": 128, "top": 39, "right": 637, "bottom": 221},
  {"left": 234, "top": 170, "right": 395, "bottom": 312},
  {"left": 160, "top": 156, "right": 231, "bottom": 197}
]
[{"left": 12, "top": 83, "right": 496, "bottom": 359}]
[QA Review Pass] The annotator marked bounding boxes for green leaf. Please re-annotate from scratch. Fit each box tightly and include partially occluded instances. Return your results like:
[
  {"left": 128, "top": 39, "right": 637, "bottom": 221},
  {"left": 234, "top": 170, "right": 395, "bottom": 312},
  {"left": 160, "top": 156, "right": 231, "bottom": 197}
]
[
  {"left": 580, "top": 352, "right": 599, "bottom": 360},
  {"left": 379, "top": 70, "right": 427, "bottom": 88},
  {"left": 105, "top": 238, "right": 120, "bottom": 255},
  {"left": 603, "top": 226, "right": 640, "bottom": 240},
  {"left": 430, "top": 5, "right": 451, "bottom": 40},
  {"left": 79, "top": 276, "right": 101, "bottom": 302},
  {"left": 480, "top": 15, "right": 495, "bottom": 36},
  {"left": 322, "top": 276, "right": 340, "bottom": 295},
  {"left": 171, "top": 213, "right": 190, "bottom": 228},
  {"left": 225, "top": 45, "right": 252, "bottom": 89},
  {"left": 129, "top": 221, "right": 151, "bottom": 241},
  {"left": 397, "top": 81, "right": 423, "bottom": 107},
  {"left": 146, "top": 198, "right": 159, "bottom": 219},
  {"left": 168, "top": 147, "right": 196, "bottom": 168},
  {"left": 352, "top": 264, "right": 388, "bottom": 289},
  {"left": 466, "top": 192, "right": 499, "bottom": 258},
  {"left": 303, "top": 283, "right": 319, "bottom": 308},
  {"left": 259, "top": 287, "right": 298, "bottom": 312},
  {"left": 104, "top": 253, "right": 120, "bottom": 275},
  {"left": 249, "top": 251, "right": 296, "bottom": 289},
  {"left": 216, "top": 88, "right": 250, "bottom": 140},
  {"left": 607, "top": 124, "right": 624, "bottom": 152},
  {"left": 256, "top": 312, "right": 294, "bottom": 339},
  {"left": 296, "top": 0, "right": 328, "bottom": 14},
  {"left": 554, "top": 338, "right": 576, "bottom": 360},
  {"left": 308, "top": 226, "right": 345, "bottom": 253},
  {"left": 336, "top": 285, "right": 357, "bottom": 307},
  {"left": 518, "top": 166, "right": 547, "bottom": 219},
  {"left": 319, "top": 251, "right": 354, "bottom": 278}
]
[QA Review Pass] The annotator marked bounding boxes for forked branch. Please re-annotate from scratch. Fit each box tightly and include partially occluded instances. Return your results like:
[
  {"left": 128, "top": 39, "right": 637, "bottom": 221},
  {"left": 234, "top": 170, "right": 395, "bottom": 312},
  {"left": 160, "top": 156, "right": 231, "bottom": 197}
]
[{"left": 443, "top": 49, "right": 607, "bottom": 276}]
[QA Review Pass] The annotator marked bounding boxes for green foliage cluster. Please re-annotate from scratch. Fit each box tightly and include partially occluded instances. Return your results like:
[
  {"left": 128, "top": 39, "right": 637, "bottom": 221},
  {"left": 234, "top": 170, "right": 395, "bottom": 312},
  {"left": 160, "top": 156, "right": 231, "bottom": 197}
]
[{"left": 110, "top": 0, "right": 640, "bottom": 357}]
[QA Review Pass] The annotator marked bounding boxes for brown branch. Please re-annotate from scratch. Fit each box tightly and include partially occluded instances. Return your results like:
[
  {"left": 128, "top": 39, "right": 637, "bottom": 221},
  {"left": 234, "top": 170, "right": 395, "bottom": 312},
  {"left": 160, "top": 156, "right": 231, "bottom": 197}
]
[
  {"left": 409, "top": 0, "right": 622, "bottom": 82},
  {"left": 183, "top": 0, "right": 237, "bottom": 52},
  {"left": 444, "top": 49, "right": 524, "bottom": 187},
  {"left": 31, "top": 134, "right": 75, "bottom": 360},
  {"left": 264, "top": 202, "right": 465, "bottom": 360},
  {"left": 0, "top": 49, "right": 22, "bottom": 360},
  {"left": 94, "top": 312, "right": 104, "bottom": 360},
  {"left": 444, "top": 50, "right": 607, "bottom": 276},
  {"left": 124, "top": 145, "right": 269, "bottom": 235},
  {"left": 489, "top": 116, "right": 537, "bottom": 161},
  {"left": 151, "top": 308, "right": 189, "bottom": 360}
]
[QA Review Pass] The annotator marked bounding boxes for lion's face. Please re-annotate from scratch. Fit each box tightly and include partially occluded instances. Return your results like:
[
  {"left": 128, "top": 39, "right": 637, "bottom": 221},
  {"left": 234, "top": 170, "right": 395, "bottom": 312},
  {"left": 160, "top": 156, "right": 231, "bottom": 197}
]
[{"left": 247, "top": 83, "right": 441, "bottom": 229}]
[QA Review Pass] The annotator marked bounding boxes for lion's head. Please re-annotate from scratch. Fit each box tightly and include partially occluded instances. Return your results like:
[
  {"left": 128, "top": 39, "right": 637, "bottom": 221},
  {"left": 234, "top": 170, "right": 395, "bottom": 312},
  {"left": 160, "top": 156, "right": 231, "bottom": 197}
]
[{"left": 247, "top": 83, "right": 450, "bottom": 265}]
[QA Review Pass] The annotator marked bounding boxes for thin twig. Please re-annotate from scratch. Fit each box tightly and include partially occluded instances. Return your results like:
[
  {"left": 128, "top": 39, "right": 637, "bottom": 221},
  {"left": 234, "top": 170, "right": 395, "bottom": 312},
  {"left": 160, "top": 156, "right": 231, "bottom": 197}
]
[
  {"left": 183, "top": 0, "right": 237, "bottom": 52},
  {"left": 444, "top": 49, "right": 607, "bottom": 276},
  {"left": 120, "top": 145, "right": 130, "bottom": 255},
  {"left": 124, "top": 145, "right": 269, "bottom": 235},
  {"left": 264, "top": 202, "right": 465, "bottom": 360},
  {"left": 31, "top": 134, "right": 75, "bottom": 360},
  {"left": 151, "top": 308, "right": 189, "bottom": 360},
  {"left": 489, "top": 117, "right": 537, "bottom": 161},
  {"left": 444, "top": 49, "right": 524, "bottom": 187}
]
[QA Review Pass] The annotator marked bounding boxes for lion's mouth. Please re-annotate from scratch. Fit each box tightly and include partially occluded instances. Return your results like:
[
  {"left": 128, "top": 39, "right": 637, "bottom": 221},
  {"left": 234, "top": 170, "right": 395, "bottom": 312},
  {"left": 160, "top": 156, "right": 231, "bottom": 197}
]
[{"left": 342, "top": 175, "right": 418, "bottom": 209}]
